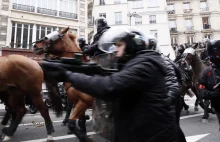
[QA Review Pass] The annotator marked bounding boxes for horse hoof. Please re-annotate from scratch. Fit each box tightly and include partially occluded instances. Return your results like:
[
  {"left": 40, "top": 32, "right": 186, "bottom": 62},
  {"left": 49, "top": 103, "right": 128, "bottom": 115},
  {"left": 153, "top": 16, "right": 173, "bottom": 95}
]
[
  {"left": 47, "top": 140, "right": 54, "bottom": 142},
  {"left": 1, "top": 134, "right": 12, "bottom": 142},
  {"left": 194, "top": 107, "right": 199, "bottom": 112},
  {"left": 202, "top": 119, "right": 209, "bottom": 124}
]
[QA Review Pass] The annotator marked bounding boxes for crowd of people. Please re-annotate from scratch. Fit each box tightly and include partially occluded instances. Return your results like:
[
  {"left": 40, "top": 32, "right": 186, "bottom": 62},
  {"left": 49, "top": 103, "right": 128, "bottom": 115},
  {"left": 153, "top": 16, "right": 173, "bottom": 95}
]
[{"left": 48, "top": 17, "right": 220, "bottom": 142}]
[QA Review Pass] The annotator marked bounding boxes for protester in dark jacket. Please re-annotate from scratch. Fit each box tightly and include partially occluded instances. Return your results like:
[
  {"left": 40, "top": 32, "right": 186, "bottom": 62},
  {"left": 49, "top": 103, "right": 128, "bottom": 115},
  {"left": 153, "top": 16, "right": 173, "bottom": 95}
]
[
  {"left": 83, "top": 17, "right": 110, "bottom": 57},
  {"left": 43, "top": 26, "right": 179, "bottom": 142},
  {"left": 147, "top": 36, "right": 186, "bottom": 142}
]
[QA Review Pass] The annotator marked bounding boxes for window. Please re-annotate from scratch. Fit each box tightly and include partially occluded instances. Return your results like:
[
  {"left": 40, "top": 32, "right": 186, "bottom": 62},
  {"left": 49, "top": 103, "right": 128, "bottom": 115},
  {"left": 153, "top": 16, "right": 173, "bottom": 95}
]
[
  {"left": 100, "top": 0, "right": 105, "bottom": 5},
  {"left": 148, "top": 0, "right": 158, "bottom": 7},
  {"left": 187, "top": 36, "right": 194, "bottom": 44},
  {"left": 200, "top": 1, "right": 208, "bottom": 11},
  {"left": 10, "top": 22, "right": 33, "bottom": 49},
  {"left": 38, "top": 0, "right": 57, "bottom": 10},
  {"left": 13, "top": 0, "right": 35, "bottom": 6},
  {"left": 169, "top": 20, "right": 176, "bottom": 28},
  {"left": 36, "top": 25, "right": 56, "bottom": 40},
  {"left": 167, "top": 4, "right": 174, "bottom": 11},
  {"left": 115, "top": 12, "right": 122, "bottom": 24},
  {"left": 149, "top": 15, "right": 156, "bottom": 24},
  {"left": 202, "top": 17, "right": 210, "bottom": 29},
  {"left": 99, "top": 13, "right": 106, "bottom": 18},
  {"left": 185, "top": 19, "right": 193, "bottom": 30},
  {"left": 60, "top": 0, "right": 77, "bottom": 13},
  {"left": 114, "top": 0, "right": 120, "bottom": 4},
  {"left": 183, "top": 2, "right": 190, "bottom": 10},
  {"left": 150, "top": 30, "right": 158, "bottom": 39},
  {"left": 135, "top": 16, "right": 142, "bottom": 25},
  {"left": 169, "top": 20, "right": 177, "bottom": 31},
  {"left": 132, "top": 0, "right": 143, "bottom": 9}
]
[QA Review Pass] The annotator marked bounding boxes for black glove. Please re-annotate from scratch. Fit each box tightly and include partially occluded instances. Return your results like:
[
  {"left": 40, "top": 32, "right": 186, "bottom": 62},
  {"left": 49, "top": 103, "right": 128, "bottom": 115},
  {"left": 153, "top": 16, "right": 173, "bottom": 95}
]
[{"left": 40, "top": 62, "right": 69, "bottom": 82}]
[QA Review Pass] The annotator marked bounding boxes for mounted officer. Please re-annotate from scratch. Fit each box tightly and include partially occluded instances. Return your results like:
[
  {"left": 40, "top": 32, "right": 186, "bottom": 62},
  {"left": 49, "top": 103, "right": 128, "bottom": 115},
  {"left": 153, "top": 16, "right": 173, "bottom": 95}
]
[
  {"left": 199, "top": 40, "right": 220, "bottom": 127},
  {"left": 83, "top": 17, "right": 110, "bottom": 57}
]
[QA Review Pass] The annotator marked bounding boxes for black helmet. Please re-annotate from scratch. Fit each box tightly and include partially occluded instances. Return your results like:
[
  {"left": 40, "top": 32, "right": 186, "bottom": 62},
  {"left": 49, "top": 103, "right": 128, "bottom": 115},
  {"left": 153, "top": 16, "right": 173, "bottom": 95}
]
[
  {"left": 177, "top": 44, "right": 185, "bottom": 54},
  {"left": 145, "top": 35, "right": 157, "bottom": 50},
  {"left": 99, "top": 26, "right": 146, "bottom": 56},
  {"left": 77, "top": 37, "right": 86, "bottom": 48},
  {"left": 95, "top": 17, "right": 108, "bottom": 31},
  {"left": 207, "top": 40, "right": 220, "bottom": 64}
]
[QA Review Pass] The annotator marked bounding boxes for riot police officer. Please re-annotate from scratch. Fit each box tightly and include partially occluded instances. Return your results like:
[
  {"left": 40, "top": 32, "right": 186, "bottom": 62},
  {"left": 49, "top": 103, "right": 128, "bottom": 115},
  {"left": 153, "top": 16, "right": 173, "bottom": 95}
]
[
  {"left": 77, "top": 37, "right": 89, "bottom": 52},
  {"left": 199, "top": 40, "right": 220, "bottom": 130},
  {"left": 83, "top": 17, "right": 110, "bottom": 57},
  {"left": 42, "top": 26, "right": 179, "bottom": 142}
]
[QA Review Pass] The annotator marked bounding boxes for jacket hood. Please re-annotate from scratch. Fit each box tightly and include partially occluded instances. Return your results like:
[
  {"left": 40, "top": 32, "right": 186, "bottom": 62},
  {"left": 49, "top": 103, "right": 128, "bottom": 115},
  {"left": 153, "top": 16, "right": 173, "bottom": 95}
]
[{"left": 125, "top": 50, "right": 167, "bottom": 76}]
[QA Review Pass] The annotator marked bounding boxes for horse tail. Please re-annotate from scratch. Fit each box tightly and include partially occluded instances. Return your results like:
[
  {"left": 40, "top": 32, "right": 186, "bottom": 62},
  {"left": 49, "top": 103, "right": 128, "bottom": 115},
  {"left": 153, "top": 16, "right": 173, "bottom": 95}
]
[{"left": 44, "top": 74, "right": 63, "bottom": 117}]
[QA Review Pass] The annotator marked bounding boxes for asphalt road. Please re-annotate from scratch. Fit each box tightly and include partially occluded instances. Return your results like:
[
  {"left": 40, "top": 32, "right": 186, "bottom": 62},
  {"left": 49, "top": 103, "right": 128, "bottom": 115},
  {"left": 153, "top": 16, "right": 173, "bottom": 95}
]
[{"left": 0, "top": 96, "right": 219, "bottom": 142}]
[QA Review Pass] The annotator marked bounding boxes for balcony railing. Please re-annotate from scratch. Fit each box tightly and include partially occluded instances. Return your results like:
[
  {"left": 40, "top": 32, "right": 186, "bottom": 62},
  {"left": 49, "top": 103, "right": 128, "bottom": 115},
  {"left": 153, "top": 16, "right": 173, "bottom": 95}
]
[
  {"left": 59, "top": 11, "right": 77, "bottom": 19},
  {"left": 13, "top": 3, "right": 78, "bottom": 20},
  {"left": 186, "top": 26, "right": 194, "bottom": 31},
  {"left": 168, "top": 10, "right": 175, "bottom": 14},
  {"left": 37, "top": 7, "right": 57, "bottom": 16},
  {"left": 203, "top": 24, "right": 211, "bottom": 29},
  {"left": 201, "top": 7, "right": 209, "bottom": 12},
  {"left": 170, "top": 27, "right": 177, "bottom": 32},
  {"left": 184, "top": 9, "right": 192, "bottom": 13},
  {"left": 150, "top": 20, "right": 156, "bottom": 24},
  {"left": 12, "top": 3, "right": 35, "bottom": 12}
]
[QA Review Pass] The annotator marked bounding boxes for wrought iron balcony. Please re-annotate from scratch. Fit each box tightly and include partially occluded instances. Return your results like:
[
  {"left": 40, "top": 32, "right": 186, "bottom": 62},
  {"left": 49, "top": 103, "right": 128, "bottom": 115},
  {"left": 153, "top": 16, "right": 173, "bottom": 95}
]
[
  {"left": 201, "top": 7, "right": 209, "bottom": 12},
  {"left": 59, "top": 11, "right": 77, "bottom": 19},
  {"left": 150, "top": 20, "right": 156, "bottom": 24},
  {"left": 183, "top": 9, "right": 192, "bottom": 13},
  {"left": 168, "top": 10, "right": 175, "bottom": 14},
  {"left": 12, "top": 3, "right": 35, "bottom": 12},
  {"left": 37, "top": 7, "right": 57, "bottom": 16},
  {"left": 203, "top": 24, "right": 211, "bottom": 29},
  {"left": 170, "top": 27, "right": 177, "bottom": 32}
]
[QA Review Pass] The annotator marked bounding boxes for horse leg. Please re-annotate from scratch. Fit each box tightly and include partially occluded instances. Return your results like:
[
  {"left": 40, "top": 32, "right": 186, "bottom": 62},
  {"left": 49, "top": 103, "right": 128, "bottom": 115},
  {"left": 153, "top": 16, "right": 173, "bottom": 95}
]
[
  {"left": 2, "top": 88, "right": 27, "bottom": 141},
  {"left": 30, "top": 93, "right": 55, "bottom": 142},
  {"left": 62, "top": 102, "right": 73, "bottom": 126}
]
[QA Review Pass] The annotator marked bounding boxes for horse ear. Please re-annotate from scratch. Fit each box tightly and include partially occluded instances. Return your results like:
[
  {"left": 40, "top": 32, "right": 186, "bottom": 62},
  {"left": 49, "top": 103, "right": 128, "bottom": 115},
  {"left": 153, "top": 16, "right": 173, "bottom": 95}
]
[
  {"left": 193, "top": 43, "right": 198, "bottom": 49},
  {"left": 61, "top": 27, "right": 69, "bottom": 34},
  {"left": 167, "top": 53, "right": 170, "bottom": 58}
]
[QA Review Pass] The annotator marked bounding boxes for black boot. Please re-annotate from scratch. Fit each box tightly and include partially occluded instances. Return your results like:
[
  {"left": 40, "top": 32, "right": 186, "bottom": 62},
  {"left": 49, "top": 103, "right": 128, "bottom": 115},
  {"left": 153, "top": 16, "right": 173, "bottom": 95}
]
[
  {"left": 68, "top": 120, "right": 88, "bottom": 142},
  {"left": 78, "top": 116, "right": 87, "bottom": 135}
]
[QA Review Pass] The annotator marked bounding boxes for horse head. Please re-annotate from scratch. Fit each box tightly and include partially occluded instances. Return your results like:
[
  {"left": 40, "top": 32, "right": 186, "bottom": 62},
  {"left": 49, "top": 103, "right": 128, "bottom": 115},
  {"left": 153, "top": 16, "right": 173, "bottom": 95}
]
[{"left": 33, "top": 27, "right": 81, "bottom": 58}]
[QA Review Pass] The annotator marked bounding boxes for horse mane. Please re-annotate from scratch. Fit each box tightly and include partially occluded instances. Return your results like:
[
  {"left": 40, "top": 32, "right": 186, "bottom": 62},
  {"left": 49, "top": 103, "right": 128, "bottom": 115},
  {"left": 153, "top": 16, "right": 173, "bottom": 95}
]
[{"left": 62, "top": 33, "right": 81, "bottom": 52}]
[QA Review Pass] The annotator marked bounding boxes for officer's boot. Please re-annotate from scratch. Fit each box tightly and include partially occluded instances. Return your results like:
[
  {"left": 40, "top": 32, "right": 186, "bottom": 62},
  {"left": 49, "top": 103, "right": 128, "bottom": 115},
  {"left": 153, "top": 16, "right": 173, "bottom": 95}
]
[{"left": 78, "top": 116, "right": 87, "bottom": 135}]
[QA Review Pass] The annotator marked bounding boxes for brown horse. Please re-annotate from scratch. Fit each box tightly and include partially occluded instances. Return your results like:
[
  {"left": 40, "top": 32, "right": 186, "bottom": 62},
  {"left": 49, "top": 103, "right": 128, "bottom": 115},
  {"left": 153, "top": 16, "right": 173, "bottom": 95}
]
[
  {"left": 0, "top": 54, "right": 63, "bottom": 141},
  {"left": 33, "top": 28, "right": 94, "bottom": 140}
]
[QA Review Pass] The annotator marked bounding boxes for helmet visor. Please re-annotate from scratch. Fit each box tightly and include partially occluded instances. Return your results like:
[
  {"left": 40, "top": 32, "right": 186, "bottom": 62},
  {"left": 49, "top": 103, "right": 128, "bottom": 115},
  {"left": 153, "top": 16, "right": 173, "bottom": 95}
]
[{"left": 98, "top": 26, "right": 145, "bottom": 53}]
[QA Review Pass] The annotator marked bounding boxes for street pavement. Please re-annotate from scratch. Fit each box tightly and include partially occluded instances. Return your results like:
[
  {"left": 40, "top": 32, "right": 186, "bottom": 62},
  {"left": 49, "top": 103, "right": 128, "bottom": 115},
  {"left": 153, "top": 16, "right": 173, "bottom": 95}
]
[{"left": 0, "top": 96, "right": 219, "bottom": 142}]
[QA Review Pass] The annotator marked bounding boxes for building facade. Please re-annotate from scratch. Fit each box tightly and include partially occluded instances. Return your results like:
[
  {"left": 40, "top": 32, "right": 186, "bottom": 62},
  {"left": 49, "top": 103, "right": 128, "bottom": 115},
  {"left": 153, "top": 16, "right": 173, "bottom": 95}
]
[
  {"left": 167, "top": 0, "right": 220, "bottom": 45},
  {"left": 92, "top": 0, "right": 172, "bottom": 49},
  {"left": 0, "top": 0, "right": 87, "bottom": 57}
]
